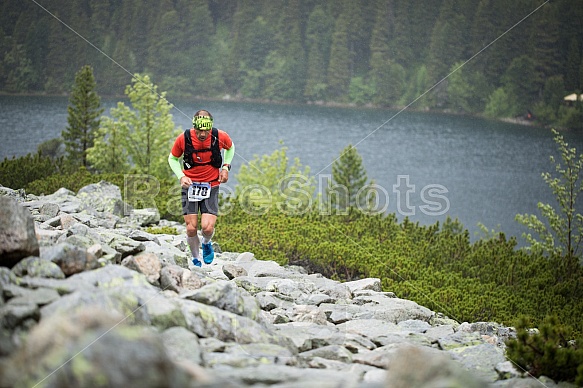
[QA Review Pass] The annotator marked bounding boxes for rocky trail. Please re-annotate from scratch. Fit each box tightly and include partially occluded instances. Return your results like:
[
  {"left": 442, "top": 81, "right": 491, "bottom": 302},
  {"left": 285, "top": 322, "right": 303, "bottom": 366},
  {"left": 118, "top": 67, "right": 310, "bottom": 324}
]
[{"left": 0, "top": 182, "right": 567, "bottom": 387}]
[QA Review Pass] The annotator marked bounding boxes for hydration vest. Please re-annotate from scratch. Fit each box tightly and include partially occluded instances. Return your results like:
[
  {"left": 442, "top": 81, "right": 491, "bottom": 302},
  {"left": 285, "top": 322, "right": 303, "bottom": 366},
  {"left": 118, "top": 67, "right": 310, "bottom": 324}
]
[{"left": 183, "top": 127, "right": 223, "bottom": 170}]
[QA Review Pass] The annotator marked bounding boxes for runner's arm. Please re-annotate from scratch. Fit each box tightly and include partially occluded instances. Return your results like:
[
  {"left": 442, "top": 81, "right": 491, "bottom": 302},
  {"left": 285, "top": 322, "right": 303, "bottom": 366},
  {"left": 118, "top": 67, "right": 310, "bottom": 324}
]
[
  {"left": 168, "top": 153, "right": 185, "bottom": 179},
  {"left": 223, "top": 143, "right": 235, "bottom": 165}
]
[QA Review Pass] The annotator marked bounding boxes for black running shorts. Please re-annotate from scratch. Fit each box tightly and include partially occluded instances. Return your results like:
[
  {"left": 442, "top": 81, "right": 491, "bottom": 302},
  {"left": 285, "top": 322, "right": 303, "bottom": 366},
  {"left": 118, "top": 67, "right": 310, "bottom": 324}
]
[{"left": 181, "top": 185, "right": 219, "bottom": 216}]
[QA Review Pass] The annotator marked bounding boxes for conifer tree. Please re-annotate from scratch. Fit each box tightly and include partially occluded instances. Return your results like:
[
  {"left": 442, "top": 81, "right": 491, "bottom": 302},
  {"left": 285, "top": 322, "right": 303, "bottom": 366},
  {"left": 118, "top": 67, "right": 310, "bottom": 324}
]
[
  {"left": 327, "top": 9, "right": 351, "bottom": 101},
  {"left": 565, "top": 38, "right": 581, "bottom": 91},
  {"left": 327, "top": 144, "right": 374, "bottom": 214},
  {"left": 62, "top": 65, "right": 103, "bottom": 168},
  {"left": 304, "top": 5, "right": 334, "bottom": 101}
]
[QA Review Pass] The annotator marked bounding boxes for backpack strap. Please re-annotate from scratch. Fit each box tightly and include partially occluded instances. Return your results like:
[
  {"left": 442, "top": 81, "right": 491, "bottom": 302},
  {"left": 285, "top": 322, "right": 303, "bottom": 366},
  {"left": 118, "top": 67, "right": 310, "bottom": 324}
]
[
  {"left": 210, "top": 127, "right": 223, "bottom": 169},
  {"left": 183, "top": 128, "right": 222, "bottom": 170}
]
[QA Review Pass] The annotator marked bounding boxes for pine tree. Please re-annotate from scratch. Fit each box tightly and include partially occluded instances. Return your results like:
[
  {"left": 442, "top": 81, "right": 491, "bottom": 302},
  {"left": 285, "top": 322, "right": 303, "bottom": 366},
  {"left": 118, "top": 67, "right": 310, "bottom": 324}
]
[
  {"left": 531, "top": 4, "right": 561, "bottom": 85},
  {"left": 327, "top": 144, "right": 372, "bottom": 214},
  {"left": 427, "top": 0, "right": 469, "bottom": 85},
  {"left": 304, "top": 5, "right": 334, "bottom": 101},
  {"left": 327, "top": 6, "right": 351, "bottom": 101},
  {"left": 565, "top": 38, "right": 581, "bottom": 92},
  {"left": 369, "top": 0, "right": 400, "bottom": 105},
  {"left": 62, "top": 65, "right": 103, "bottom": 168}
]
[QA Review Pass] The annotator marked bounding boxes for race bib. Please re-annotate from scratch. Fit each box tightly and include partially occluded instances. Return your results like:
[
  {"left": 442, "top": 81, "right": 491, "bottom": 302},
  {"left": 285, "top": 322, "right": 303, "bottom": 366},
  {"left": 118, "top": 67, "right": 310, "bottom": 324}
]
[{"left": 188, "top": 182, "right": 211, "bottom": 202}]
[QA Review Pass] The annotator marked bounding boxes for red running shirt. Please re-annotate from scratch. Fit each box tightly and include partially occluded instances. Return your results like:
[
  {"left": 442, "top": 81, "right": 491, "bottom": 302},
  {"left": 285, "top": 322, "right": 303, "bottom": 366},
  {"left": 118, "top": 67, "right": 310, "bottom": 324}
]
[{"left": 171, "top": 128, "right": 233, "bottom": 186}]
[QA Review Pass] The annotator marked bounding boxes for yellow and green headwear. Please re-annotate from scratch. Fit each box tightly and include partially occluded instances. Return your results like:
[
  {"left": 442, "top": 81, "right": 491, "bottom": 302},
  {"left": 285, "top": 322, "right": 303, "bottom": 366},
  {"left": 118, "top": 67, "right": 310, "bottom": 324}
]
[{"left": 193, "top": 115, "right": 213, "bottom": 130}]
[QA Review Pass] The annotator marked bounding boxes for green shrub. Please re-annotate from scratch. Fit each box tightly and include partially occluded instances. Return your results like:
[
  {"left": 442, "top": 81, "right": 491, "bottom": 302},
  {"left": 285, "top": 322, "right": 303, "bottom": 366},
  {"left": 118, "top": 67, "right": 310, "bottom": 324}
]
[
  {"left": 216, "top": 204, "right": 583, "bottom": 333},
  {"left": 506, "top": 315, "right": 583, "bottom": 385},
  {"left": 145, "top": 226, "right": 178, "bottom": 235},
  {"left": 0, "top": 151, "right": 65, "bottom": 190}
]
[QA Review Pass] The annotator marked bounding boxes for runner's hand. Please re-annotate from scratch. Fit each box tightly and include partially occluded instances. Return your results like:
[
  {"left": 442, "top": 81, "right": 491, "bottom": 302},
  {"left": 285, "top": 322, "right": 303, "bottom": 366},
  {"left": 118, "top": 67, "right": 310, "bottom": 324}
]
[
  {"left": 218, "top": 170, "right": 229, "bottom": 183},
  {"left": 180, "top": 176, "right": 192, "bottom": 188}
]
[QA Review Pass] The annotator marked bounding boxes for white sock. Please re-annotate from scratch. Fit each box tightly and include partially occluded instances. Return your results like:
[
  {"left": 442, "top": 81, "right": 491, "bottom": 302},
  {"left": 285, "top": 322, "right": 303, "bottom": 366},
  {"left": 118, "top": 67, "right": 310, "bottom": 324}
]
[
  {"left": 202, "top": 230, "right": 214, "bottom": 244},
  {"left": 186, "top": 235, "right": 200, "bottom": 258}
]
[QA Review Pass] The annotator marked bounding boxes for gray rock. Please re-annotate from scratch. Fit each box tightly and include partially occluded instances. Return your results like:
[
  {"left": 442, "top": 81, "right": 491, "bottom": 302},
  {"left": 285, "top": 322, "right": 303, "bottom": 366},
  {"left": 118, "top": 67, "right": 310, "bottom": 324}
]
[
  {"left": 161, "top": 325, "right": 203, "bottom": 365},
  {"left": 11, "top": 256, "right": 65, "bottom": 279},
  {"left": 222, "top": 263, "right": 248, "bottom": 279},
  {"left": 3, "top": 307, "right": 206, "bottom": 388},
  {"left": 424, "top": 324, "right": 455, "bottom": 341},
  {"left": 0, "top": 196, "right": 39, "bottom": 267},
  {"left": 178, "top": 298, "right": 291, "bottom": 347},
  {"left": 40, "top": 242, "right": 99, "bottom": 276},
  {"left": 0, "top": 302, "right": 39, "bottom": 329},
  {"left": 39, "top": 202, "right": 60, "bottom": 217},
  {"left": 121, "top": 252, "right": 162, "bottom": 285},
  {"left": 397, "top": 319, "right": 431, "bottom": 333},
  {"left": 0, "top": 267, "right": 18, "bottom": 290},
  {"left": 0, "top": 182, "right": 559, "bottom": 388},
  {"left": 344, "top": 278, "right": 382, "bottom": 293},
  {"left": 77, "top": 180, "right": 130, "bottom": 217},
  {"left": 98, "top": 231, "right": 145, "bottom": 260},
  {"left": 213, "top": 363, "right": 360, "bottom": 387},
  {"left": 255, "top": 291, "right": 295, "bottom": 311},
  {"left": 336, "top": 319, "right": 402, "bottom": 344},
  {"left": 130, "top": 207, "right": 161, "bottom": 226},
  {"left": 299, "top": 344, "right": 354, "bottom": 363},
  {"left": 181, "top": 280, "right": 261, "bottom": 320},
  {"left": 160, "top": 265, "right": 186, "bottom": 293},
  {"left": 4, "top": 286, "right": 60, "bottom": 306},
  {"left": 495, "top": 360, "right": 522, "bottom": 380},
  {"left": 219, "top": 342, "right": 296, "bottom": 366},
  {"left": 286, "top": 304, "right": 328, "bottom": 325},
  {"left": 275, "top": 322, "right": 347, "bottom": 352},
  {"left": 448, "top": 343, "right": 507, "bottom": 382},
  {"left": 384, "top": 345, "right": 487, "bottom": 388}
]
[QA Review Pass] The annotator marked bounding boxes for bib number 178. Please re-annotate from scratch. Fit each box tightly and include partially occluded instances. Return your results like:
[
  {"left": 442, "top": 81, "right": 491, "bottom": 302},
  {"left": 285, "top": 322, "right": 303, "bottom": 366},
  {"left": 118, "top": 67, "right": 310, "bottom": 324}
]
[{"left": 188, "top": 182, "right": 211, "bottom": 202}]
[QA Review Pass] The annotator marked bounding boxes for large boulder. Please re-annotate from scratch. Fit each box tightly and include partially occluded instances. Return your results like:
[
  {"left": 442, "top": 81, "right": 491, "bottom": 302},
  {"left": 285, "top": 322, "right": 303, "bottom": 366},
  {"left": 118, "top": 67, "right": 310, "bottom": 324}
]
[
  {"left": 77, "top": 181, "right": 131, "bottom": 217},
  {"left": 0, "top": 196, "right": 39, "bottom": 267},
  {"left": 3, "top": 307, "right": 207, "bottom": 387}
]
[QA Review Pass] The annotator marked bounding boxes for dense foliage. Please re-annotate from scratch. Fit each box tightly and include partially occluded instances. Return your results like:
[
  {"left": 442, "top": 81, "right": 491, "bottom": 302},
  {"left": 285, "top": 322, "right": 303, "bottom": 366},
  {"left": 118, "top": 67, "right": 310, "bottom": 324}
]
[
  {"left": 506, "top": 315, "right": 583, "bottom": 385},
  {"left": 214, "top": 204, "right": 583, "bottom": 334},
  {"left": 87, "top": 74, "right": 180, "bottom": 177},
  {"left": 0, "top": 151, "right": 65, "bottom": 190},
  {"left": 1, "top": 0, "right": 582, "bottom": 127}
]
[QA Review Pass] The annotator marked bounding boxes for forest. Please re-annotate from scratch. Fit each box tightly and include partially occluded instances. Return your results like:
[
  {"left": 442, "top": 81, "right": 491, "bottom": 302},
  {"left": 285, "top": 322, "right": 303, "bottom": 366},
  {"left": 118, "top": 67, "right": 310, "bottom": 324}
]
[{"left": 1, "top": 0, "right": 582, "bottom": 127}]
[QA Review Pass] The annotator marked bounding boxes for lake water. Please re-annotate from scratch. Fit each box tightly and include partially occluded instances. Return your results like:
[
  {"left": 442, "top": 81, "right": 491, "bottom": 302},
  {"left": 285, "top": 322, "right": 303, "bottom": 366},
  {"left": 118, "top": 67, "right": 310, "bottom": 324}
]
[{"left": 2, "top": 94, "right": 582, "bottom": 243}]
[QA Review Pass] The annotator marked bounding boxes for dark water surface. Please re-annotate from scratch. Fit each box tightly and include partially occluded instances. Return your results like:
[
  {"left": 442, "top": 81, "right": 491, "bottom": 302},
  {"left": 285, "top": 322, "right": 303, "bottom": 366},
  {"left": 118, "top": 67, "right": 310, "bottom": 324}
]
[{"left": 2, "top": 94, "right": 582, "bottom": 242}]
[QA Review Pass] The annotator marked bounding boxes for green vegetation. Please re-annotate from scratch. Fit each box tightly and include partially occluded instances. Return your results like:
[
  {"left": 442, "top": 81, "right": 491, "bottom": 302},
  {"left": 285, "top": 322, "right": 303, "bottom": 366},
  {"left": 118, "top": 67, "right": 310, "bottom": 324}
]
[
  {"left": 3, "top": 121, "right": 583, "bottom": 338},
  {"left": 506, "top": 315, "right": 583, "bottom": 385},
  {"left": 62, "top": 65, "right": 103, "bottom": 169},
  {"left": 145, "top": 226, "right": 178, "bottom": 235},
  {"left": 87, "top": 74, "right": 180, "bottom": 177},
  {"left": 234, "top": 144, "right": 315, "bottom": 215},
  {"left": 516, "top": 129, "right": 583, "bottom": 270},
  {"left": 1, "top": 0, "right": 582, "bottom": 127},
  {"left": 328, "top": 144, "right": 376, "bottom": 214},
  {"left": 2, "top": 71, "right": 583, "bottom": 381}
]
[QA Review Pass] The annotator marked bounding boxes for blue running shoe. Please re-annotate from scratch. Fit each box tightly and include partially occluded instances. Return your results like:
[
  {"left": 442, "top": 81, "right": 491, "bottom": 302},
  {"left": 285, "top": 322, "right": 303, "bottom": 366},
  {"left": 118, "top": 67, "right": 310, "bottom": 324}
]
[
  {"left": 202, "top": 242, "right": 214, "bottom": 264},
  {"left": 191, "top": 257, "right": 202, "bottom": 267}
]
